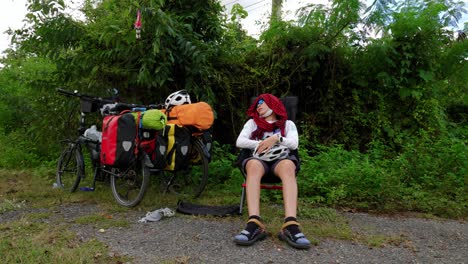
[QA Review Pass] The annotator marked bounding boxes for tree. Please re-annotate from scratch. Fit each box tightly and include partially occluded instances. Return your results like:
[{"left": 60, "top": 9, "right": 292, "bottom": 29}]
[{"left": 271, "top": 0, "right": 283, "bottom": 24}]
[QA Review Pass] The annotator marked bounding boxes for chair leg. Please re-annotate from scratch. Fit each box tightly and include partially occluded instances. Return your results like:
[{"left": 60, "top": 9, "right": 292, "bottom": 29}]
[{"left": 239, "top": 184, "right": 246, "bottom": 215}]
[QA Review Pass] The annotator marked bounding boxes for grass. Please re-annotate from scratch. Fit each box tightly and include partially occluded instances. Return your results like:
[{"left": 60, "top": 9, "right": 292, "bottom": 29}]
[
  {"left": 0, "top": 198, "right": 27, "bottom": 213},
  {"left": 0, "top": 219, "right": 130, "bottom": 263},
  {"left": 0, "top": 167, "right": 423, "bottom": 262},
  {"left": 0, "top": 168, "right": 132, "bottom": 263},
  {"left": 360, "top": 233, "right": 408, "bottom": 248},
  {"left": 74, "top": 213, "right": 130, "bottom": 228},
  {"left": 26, "top": 211, "right": 53, "bottom": 221}
]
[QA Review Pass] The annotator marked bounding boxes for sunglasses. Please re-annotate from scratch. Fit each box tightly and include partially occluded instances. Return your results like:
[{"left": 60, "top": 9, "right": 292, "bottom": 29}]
[{"left": 257, "top": 99, "right": 265, "bottom": 106}]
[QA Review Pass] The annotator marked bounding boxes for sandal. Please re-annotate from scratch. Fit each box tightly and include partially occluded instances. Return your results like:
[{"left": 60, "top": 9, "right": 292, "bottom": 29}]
[
  {"left": 234, "top": 218, "right": 267, "bottom": 246},
  {"left": 278, "top": 221, "right": 311, "bottom": 249}
]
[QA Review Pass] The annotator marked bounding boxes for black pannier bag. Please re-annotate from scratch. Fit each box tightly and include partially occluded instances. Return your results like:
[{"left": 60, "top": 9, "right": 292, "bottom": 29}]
[{"left": 153, "top": 124, "right": 191, "bottom": 171}]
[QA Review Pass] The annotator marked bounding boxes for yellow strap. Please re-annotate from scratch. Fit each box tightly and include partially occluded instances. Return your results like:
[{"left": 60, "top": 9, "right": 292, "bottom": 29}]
[
  {"left": 166, "top": 124, "right": 176, "bottom": 170},
  {"left": 281, "top": 221, "right": 300, "bottom": 230},
  {"left": 247, "top": 218, "right": 265, "bottom": 230}
]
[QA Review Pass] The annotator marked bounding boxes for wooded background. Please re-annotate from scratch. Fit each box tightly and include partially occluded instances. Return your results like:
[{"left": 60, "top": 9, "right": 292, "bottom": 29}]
[{"left": 0, "top": 0, "right": 466, "bottom": 217}]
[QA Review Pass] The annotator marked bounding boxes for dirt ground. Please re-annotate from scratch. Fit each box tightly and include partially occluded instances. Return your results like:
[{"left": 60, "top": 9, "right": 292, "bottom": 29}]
[{"left": 1, "top": 203, "right": 467, "bottom": 263}]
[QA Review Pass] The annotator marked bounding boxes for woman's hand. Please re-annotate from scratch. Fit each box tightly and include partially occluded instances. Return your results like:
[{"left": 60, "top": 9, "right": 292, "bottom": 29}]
[{"left": 255, "top": 135, "right": 279, "bottom": 154}]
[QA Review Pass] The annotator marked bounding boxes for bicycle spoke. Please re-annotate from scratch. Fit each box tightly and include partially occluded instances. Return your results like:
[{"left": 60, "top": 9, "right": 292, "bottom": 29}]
[
  {"left": 167, "top": 140, "right": 208, "bottom": 200},
  {"left": 110, "top": 157, "right": 150, "bottom": 207}
]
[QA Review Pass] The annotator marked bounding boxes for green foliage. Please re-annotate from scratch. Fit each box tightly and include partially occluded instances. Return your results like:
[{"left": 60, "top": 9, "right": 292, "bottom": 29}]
[
  {"left": 0, "top": 56, "right": 70, "bottom": 168},
  {"left": 298, "top": 145, "right": 399, "bottom": 209},
  {"left": 297, "top": 133, "right": 467, "bottom": 218},
  {"left": 229, "top": 3, "right": 248, "bottom": 22},
  {"left": 208, "top": 142, "right": 234, "bottom": 182},
  {"left": 0, "top": 132, "right": 42, "bottom": 169},
  {"left": 393, "top": 131, "right": 467, "bottom": 215},
  {"left": 11, "top": 0, "right": 224, "bottom": 103},
  {"left": 0, "top": 0, "right": 466, "bottom": 217}
]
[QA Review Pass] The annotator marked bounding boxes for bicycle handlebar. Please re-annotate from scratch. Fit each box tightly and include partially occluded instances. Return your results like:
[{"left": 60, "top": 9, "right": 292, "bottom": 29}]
[
  {"left": 57, "top": 88, "right": 116, "bottom": 105},
  {"left": 57, "top": 88, "right": 166, "bottom": 114},
  {"left": 57, "top": 88, "right": 77, "bottom": 97}
]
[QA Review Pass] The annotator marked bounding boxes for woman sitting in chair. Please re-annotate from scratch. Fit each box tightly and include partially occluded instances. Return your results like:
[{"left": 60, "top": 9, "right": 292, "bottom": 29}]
[{"left": 233, "top": 93, "right": 311, "bottom": 249}]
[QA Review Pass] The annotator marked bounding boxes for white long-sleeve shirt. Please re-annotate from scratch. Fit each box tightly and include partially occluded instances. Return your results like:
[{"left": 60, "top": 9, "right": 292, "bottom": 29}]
[{"left": 236, "top": 119, "right": 299, "bottom": 150}]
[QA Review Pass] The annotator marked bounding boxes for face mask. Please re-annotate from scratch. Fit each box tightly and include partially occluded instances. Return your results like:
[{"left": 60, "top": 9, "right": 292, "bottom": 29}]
[{"left": 260, "top": 108, "right": 273, "bottom": 118}]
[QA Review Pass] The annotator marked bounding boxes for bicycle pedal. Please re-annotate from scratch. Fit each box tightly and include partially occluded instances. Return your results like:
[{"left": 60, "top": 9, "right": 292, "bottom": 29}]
[
  {"left": 80, "top": 187, "right": 95, "bottom": 192},
  {"left": 144, "top": 155, "right": 154, "bottom": 168}
]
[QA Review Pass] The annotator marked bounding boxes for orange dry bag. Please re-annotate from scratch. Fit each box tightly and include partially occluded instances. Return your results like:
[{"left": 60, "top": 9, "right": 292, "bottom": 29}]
[{"left": 162, "top": 102, "right": 214, "bottom": 130}]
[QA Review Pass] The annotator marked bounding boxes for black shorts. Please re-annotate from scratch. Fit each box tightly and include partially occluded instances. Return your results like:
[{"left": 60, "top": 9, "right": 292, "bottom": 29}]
[{"left": 242, "top": 154, "right": 300, "bottom": 176}]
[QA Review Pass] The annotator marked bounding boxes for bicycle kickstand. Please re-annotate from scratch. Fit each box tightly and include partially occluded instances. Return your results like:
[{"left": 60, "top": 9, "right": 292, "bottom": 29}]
[{"left": 80, "top": 168, "right": 98, "bottom": 192}]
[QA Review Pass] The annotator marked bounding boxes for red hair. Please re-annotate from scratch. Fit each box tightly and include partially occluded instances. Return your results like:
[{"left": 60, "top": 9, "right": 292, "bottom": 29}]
[{"left": 247, "top": 94, "right": 288, "bottom": 139}]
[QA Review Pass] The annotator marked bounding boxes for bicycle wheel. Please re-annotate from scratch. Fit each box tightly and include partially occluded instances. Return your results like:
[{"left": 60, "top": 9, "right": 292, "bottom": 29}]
[
  {"left": 167, "top": 140, "right": 209, "bottom": 199},
  {"left": 110, "top": 154, "right": 150, "bottom": 207},
  {"left": 56, "top": 142, "right": 84, "bottom": 192}
]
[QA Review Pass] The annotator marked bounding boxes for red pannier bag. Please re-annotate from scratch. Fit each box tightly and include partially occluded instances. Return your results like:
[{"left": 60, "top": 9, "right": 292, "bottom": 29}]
[
  {"left": 100, "top": 112, "right": 140, "bottom": 168},
  {"left": 139, "top": 131, "right": 157, "bottom": 162}
]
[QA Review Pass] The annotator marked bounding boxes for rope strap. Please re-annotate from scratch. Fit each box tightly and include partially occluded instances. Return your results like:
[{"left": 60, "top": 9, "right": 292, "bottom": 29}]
[
  {"left": 247, "top": 218, "right": 265, "bottom": 230},
  {"left": 281, "top": 220, "right": 300, "bottom": 230}
]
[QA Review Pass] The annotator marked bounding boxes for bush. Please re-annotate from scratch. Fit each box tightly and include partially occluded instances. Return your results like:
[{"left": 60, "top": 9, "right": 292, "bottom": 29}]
[
  {"left": 0, "top": 131, "right": 44, "bottom": 169},
  {"left": 391, "top": 132, "right": 467, "bottom": 217},
  {"left": 297, "top": 133, "right": 467, "bottom": 218},
  {"left": 206, "top": 142, "right": 243, "bottom": 188},
  {"left": 298, "top": 145, "right": 399, "bottom": 210}
]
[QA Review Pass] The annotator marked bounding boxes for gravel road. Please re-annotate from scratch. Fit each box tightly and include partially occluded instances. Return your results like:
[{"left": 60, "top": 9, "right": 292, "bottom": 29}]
[{"left": 2, "top": 204, "right": 467, "bottom": 263}]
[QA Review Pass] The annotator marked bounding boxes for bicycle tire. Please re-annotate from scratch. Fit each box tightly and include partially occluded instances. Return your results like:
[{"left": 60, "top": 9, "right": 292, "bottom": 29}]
[
  {"left": 110, "top": 154, "right": 150, "bottom": 207},
  {"left": 167, "top": 139, "right": 209, "bottom": 199},
  {"left": 56, "top": 142, "right": 84, "bottom": 192}
]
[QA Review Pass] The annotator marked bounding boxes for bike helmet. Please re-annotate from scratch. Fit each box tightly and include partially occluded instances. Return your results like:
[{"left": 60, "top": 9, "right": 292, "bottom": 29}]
[
  {"left": 253, "top": 144, "right": 289, "bottom": 162},
  {"left": 165, "top": 90, "right": 191, "bottom": 109}
]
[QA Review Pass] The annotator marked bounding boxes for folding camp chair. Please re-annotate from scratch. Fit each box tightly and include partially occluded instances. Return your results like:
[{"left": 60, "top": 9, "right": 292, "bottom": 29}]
[{"left": 238, "top": 96, "right": 299, "bottom": 215}]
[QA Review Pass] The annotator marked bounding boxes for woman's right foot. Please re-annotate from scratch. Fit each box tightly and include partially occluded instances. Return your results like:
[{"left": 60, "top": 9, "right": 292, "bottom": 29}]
[{"left": 233, "top": 218, "right": 267, "bottom": 246}]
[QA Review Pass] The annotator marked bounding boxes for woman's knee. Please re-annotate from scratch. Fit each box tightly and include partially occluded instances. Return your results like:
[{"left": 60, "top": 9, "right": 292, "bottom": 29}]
[
  {"left": 274, "top": 160, "right": 296, "bottom": 176},
  {"left": 246, "top": 159, "right": 265, "bottom": 173}
]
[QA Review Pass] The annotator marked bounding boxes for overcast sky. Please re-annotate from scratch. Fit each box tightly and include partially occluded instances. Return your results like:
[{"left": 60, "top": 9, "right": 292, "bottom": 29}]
[
  {"left": 1, "top": 0, "right": 28, "bottom": 55},
  {"left": 222, "top": 0, "right": 329, "bottom": 37},
  {"left": 1, "top": 0, "right": 466, "bottom": 57}
]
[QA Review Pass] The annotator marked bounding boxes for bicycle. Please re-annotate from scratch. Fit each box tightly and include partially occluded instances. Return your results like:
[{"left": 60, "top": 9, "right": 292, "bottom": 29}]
[
  {"left": 56, "top": 89, "right": 112, "bottom": 192},
  {"left": 55, "top": 88, "right": 152, "bottom": 207},
  {"left": 56, "top": 89, "right": 212, "bottom": 206}
]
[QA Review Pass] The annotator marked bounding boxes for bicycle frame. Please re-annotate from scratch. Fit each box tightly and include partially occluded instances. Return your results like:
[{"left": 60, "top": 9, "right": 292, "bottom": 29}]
[{"left": 56, "top": 89, "right": 117, "bottom": 190}]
